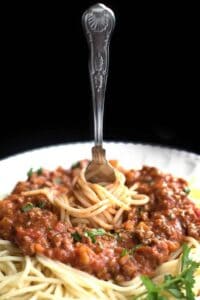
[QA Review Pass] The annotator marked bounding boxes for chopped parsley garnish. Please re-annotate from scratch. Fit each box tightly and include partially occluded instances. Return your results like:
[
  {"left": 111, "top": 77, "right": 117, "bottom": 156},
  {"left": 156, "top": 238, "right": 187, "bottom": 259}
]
[
  {"left": 21, "top": 201, "right": 46, "bottom": 212},
  {"left": 121, "top": 245, "right": 142, "bottom": 257},
  {"left": 131, "top": 244, "right": 142, "bottom": 254},
  {"left": 27, "top": 167, "right": 43, "bottom": 178},
  {"left": 27, "top": 168, "right": 33, "bottom": 178},
  {"left": 84, "top": 228, "right": 106, "bottom": 243},
  {"left": 121, "top": 248, "right": 129, "bottom": 257},
  {"left": 71, "top": 232, "right": 82, "bottom": 242},
  {"left": 71, "top": 161, "right": 80, "bottom": 169},
  {"left": 183, "top": 187, "right": 191, "bottom": 195},
  {"left": 21, "top": 202, "right": 34, "bottom": 212},
  {"left": 37, "top": 201, "right": 46, "bottom": 209},
  {"left": 133, "top": 244, "right": 200, "bottom": 299},
  {"left": 36, "top": 167, "right": 43, "bottom": 175}
]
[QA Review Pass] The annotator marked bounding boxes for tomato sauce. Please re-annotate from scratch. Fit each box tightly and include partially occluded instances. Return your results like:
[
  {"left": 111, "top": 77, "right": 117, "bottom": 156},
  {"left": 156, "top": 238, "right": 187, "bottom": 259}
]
[{"left": 0, "top": 164, "right": 199, "bottom": 282}]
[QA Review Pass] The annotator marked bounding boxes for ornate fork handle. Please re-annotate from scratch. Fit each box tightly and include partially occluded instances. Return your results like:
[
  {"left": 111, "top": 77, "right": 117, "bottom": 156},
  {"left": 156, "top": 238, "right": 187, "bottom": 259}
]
[{"left": 82, "top": 3, "right": 115, "bottom": 146}]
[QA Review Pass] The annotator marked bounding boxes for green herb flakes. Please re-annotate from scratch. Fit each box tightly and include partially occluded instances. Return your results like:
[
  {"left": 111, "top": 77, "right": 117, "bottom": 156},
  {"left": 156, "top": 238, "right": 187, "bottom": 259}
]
[
  {"left": 36, "top": 167, "right": 43, "bottom": 175},
  {"left": 27, "top": 168, "right": 33, "bottom": 178},
  {"left": 84, "top": 228, "right": 106, "bottom": 243},
  {"left": 27, "top": 167, "right": 43, "bottom": 178},
  {"left": 121, "top": 248, "right": 129, "bottom": 257},
  {"left": 133, "top": 244, "right": 200, "bottom": 299},
  {"left": 37, "top": 201, "right": 46, "bottom": 209},
  {"left": 121, "top": 245, "right": 142, "bottom": 257},
  {"left": 183, "top": 187, "right": 191, "bottom": 195},
  {"left": 21, "top": 202, "right": 34, "bottom": 212},
  {"left": 71, "top": 232, "right": 82, "bottom": 242},
  {"left": 71, "top": 162, "right": 81, "bottom": 169}
]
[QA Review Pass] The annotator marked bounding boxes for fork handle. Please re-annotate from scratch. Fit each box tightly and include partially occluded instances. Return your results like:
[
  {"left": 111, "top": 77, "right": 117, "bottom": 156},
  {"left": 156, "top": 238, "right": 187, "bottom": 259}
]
[{"left": 82, "top": 3, "right": 115, "bottom": 146}]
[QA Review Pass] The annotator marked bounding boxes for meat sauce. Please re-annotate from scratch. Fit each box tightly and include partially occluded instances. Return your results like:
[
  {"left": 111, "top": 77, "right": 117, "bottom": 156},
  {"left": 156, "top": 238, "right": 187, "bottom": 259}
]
[{"left": 0, "top": 163, "right": 200, "bottom": 282}]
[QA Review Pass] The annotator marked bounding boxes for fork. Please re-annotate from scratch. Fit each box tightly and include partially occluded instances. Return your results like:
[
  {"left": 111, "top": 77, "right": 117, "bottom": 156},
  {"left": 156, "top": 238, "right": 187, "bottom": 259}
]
[{"left": 82, "top": 3, "right": 116, "bottom": 184}]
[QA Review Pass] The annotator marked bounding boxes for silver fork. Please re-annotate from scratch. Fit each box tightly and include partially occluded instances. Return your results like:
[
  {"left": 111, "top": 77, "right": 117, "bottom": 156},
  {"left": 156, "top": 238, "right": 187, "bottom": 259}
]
[{"left": 82, "top": 3, "right": 116, "bottom": 184}]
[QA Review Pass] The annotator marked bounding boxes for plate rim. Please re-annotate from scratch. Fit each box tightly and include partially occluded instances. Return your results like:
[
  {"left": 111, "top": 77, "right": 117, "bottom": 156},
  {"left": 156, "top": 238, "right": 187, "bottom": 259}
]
[
  {"left": 0, "top": 140, "right": 200, "bottom": 198},
  {"left": 0, "top": 141, "right": 200, "bottom": 165}
]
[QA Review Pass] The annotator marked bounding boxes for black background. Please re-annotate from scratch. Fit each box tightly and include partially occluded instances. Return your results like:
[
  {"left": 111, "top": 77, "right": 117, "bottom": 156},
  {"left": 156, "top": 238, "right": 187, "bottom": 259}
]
[{"left": 1, "top": 1, "right": 199, "bottom": 160}]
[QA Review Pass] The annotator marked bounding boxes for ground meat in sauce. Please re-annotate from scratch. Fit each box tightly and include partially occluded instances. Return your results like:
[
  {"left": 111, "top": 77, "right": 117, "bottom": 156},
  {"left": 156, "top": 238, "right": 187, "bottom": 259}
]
[{"left": 0, "top": 163, "right": 200, "bottom": 282}]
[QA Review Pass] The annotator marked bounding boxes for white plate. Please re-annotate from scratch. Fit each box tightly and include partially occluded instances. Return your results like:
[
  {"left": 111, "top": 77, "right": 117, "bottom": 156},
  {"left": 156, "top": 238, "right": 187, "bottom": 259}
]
[{"left": 0, "top": 142, "right": 200, "bottom": 195}]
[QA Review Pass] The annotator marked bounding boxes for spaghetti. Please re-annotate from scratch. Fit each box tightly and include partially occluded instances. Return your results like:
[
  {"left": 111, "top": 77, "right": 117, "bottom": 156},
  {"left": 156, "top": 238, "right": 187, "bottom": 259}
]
[
  {"left": 0, "top": 161, "right": 200, "bottom": 299},
  {"left": 28, "top": 169, "right": 149, "bottom": 230}
]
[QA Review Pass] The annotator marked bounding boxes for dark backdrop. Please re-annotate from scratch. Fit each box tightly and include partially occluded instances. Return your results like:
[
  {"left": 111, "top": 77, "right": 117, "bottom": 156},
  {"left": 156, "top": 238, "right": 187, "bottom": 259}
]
[{"left": 1, "top": 1, "right": 199, "bottom": 159}]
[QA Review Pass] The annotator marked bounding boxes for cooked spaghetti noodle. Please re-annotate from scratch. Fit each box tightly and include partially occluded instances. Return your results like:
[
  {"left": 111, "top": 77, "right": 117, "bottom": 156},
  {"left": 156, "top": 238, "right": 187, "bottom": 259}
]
[
  {"left": 0, "top": 161, "right": 200, "bottom": 299},
  {"left": 22, "top": 169, "right": 149, "bottom": 230}
]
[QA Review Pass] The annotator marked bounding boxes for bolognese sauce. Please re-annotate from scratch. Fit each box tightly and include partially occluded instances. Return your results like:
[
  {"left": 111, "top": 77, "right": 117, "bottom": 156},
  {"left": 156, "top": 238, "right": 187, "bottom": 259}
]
[{"left": 0, "top": 163, "right": 199, "bottom": 282}]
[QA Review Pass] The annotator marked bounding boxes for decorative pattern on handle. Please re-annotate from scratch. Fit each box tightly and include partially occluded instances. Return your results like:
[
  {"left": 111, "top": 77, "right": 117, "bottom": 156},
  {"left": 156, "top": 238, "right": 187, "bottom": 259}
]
[
  {"left": 82, "top": 3, "right": 115, "bottom": 146},
  {"left": 82, "top": 3, "right": 115, "bottom": 94},
  {"left": 87, "top": 11, "right": 109, "bottom": 32}
]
